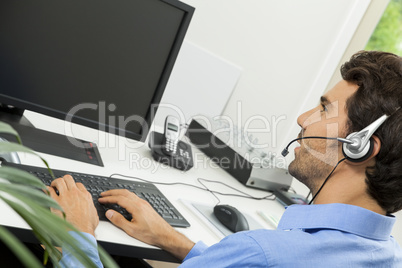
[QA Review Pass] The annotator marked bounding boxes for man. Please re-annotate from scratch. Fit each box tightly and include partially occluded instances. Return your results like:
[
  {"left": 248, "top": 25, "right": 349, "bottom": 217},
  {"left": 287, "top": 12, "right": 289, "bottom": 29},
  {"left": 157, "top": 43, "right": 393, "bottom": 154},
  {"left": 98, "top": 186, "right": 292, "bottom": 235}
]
[{"left": 50, "top": 51, "right": 402, "bottom": 267}]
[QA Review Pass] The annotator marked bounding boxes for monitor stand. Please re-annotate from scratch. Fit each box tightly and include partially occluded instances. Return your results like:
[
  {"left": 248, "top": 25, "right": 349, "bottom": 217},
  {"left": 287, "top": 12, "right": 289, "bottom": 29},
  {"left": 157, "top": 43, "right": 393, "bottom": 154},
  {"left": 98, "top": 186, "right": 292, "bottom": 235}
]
[{"left": 0, "top": 107, "right": 103, "bottom": 167}]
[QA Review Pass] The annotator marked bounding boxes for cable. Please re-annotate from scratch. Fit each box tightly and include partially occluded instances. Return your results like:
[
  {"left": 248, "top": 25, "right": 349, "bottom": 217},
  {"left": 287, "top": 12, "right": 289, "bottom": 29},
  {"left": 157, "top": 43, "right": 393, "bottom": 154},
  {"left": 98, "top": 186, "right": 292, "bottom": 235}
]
[
  {"left": 306, "top": 191, "right": 312, "bottom": 201},
  {"left": 196, "top": 178, "right": 275, "bottom": 202},
  {"left": 308, "top": 158, "right": 347, "bottom": 205},
  {"left": 282, "top": 136, "right": 352, "bottom": 157},
  {"left": 109, "top": 173, "right": 275, "bottom": 203},
  {"left": 197, "top": 178, "right": 221, "bottom": 205},
  {"left": 287, "top": 186, "right": 297, "bottom": 194}
]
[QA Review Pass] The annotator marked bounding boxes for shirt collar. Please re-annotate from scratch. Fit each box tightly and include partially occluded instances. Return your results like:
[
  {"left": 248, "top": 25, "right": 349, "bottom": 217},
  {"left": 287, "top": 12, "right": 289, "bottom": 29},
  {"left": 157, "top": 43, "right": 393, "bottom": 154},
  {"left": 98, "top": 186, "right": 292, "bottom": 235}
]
[{"left": 277, "top": 203, "right": 395, "bottom": 241}]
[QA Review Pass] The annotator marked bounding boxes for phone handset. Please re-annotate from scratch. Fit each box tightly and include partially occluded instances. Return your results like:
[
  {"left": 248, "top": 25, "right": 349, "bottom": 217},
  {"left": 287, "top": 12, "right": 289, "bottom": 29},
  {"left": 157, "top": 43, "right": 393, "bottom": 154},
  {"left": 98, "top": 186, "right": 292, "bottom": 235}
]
[
  {"left": 162, "top": 116, "right": 180, "bottom": 156},
  {"left": 148, "top": 116, "right": 193, "bottom": 171}
]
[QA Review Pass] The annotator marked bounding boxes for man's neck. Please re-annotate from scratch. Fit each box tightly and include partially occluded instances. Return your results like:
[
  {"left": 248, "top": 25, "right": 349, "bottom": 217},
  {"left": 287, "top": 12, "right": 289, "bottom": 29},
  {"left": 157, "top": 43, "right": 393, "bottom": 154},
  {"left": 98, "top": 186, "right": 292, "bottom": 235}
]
[{"left": 311, "top": 162, "right": 386, "bottom": 215}]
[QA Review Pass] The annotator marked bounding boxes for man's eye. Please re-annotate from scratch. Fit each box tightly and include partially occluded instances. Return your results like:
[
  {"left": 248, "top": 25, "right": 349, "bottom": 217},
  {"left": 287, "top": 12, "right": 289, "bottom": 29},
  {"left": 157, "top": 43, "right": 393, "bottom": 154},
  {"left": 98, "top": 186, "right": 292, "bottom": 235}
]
[{"left": 320, "top": 105, "right": 328, "bottom": 113}]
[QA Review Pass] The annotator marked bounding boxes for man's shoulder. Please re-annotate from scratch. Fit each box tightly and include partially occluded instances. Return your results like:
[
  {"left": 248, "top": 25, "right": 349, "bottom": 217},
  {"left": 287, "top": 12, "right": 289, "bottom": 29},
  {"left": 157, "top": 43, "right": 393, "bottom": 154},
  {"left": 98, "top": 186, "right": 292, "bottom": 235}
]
[
  {"left": 241, "top": 228, "right": 314, "bottom": 249},
  {"left": 242, "top": 228, "right": 303, "bottom": 239},
  {"left": 240, "top": 227, "right": 402, "bottom": 267}
]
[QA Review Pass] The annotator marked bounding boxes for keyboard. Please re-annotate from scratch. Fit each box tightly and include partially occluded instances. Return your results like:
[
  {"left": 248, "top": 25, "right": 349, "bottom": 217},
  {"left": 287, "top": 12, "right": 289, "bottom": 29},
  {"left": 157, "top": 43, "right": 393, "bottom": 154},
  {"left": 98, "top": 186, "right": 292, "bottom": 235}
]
[{"left": 5, "top": 163, "right": 190, "bottom": 228}]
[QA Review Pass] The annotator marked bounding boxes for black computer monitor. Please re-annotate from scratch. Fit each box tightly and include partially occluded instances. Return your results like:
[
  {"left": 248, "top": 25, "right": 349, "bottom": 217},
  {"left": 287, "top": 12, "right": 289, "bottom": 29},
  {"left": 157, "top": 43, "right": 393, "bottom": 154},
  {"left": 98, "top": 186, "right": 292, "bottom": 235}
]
[{"left": 0, "top": 0, "right": 194, "bottom": 164}]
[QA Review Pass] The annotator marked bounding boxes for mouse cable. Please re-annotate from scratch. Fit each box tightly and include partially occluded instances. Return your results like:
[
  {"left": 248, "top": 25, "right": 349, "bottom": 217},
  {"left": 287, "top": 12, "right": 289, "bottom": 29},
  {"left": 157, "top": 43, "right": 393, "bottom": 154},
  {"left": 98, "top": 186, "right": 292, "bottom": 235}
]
[
  {"left": 196, "top": 177, "right": 274, "bottom": 206},
  {"left": 108, "top": 173, "right": 276, "bottom": 203},
  {"left": 196, "top": 178, "right": 275, "bottom": 202},
  {"left": 197, "top": 178, "right": 221, "bottom": 205}
]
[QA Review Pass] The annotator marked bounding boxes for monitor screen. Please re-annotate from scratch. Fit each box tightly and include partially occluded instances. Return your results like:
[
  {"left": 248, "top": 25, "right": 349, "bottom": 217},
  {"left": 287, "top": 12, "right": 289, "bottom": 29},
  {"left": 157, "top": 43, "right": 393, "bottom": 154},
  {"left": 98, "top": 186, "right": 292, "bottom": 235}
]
[{"left": 0, "top": 0, "right": 194, "bottom": 141}]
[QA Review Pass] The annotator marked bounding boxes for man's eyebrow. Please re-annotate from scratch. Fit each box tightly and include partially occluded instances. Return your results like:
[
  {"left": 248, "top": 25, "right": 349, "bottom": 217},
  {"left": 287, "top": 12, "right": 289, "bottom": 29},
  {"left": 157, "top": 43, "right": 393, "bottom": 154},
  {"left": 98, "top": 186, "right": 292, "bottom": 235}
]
[{"left": 320, "top": 96, "right": 330, "bottom": 106}]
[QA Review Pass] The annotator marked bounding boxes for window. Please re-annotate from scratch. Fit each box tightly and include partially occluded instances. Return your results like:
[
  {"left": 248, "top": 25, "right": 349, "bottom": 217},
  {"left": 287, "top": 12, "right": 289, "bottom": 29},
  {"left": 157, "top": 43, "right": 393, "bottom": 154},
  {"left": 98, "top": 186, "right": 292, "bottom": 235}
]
[{"left": 365, "top": 0, "right": 402, "bottom": 55}]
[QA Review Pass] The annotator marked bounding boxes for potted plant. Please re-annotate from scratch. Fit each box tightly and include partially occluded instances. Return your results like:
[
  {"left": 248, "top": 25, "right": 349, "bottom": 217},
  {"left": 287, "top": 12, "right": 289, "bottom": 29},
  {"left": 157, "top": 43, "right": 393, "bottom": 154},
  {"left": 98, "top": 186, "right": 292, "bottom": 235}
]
[{"left": 0, "top": 121, "right": 118, "bottom": 267}]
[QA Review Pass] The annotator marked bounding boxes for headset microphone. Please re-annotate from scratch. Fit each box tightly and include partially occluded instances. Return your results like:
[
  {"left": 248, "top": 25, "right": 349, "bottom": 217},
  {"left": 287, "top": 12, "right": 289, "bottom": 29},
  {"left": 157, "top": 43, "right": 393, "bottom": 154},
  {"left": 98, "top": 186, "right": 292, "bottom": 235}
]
[{"left": 281, "top": 136, "right": 352, "bottom": 157}]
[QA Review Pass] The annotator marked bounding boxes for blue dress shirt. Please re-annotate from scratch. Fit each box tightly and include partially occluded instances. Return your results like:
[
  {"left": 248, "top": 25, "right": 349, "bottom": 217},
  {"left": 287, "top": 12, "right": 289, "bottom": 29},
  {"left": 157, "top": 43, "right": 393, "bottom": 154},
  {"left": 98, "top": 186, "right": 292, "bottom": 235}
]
[
  {"left": 60, "top": 203, "right": 402, "bottom": 267},
  {"left": 59, "top": 232, "right": 103, "bottom": 268},
  {"left": 182, "top": 203, "right": 402, "bottom": 267}
]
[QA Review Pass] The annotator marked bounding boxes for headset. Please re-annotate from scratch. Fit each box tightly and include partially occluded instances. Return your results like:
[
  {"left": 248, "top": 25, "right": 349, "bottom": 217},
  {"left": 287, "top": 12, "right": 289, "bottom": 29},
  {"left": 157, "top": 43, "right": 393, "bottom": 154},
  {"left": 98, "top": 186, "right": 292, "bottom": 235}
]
[
  {"left": 282, "top": 107, "right": 401, "bottom": 162},
  {"left": 281, "top": 107, "right": 400, "bottom": 204}
]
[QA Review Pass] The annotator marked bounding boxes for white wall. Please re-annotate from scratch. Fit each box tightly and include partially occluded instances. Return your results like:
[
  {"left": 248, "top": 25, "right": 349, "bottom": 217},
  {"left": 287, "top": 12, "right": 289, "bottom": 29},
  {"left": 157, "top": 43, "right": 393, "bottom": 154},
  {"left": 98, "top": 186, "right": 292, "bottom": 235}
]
[{"left": 153, "top": 40, "right": 242, "bottom": 129}]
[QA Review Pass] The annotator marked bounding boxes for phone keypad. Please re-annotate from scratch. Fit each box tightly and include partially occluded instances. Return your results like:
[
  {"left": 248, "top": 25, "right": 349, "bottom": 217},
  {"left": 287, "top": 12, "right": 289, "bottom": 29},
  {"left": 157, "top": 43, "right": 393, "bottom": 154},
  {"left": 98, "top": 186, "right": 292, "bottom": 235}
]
[{"left": 165, "top": 138, "right": 178, "bottom": 154}]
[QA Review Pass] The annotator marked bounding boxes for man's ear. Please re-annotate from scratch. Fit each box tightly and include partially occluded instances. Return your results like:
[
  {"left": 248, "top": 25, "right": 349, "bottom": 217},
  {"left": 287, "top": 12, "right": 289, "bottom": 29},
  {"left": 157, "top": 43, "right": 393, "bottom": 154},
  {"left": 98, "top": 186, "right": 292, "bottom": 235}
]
[
  {"left": 370, "top": 135, "right": 381, "bottom": 159},
  {"left": 345, "top": 135, "right": 381, "bottom": 166}
]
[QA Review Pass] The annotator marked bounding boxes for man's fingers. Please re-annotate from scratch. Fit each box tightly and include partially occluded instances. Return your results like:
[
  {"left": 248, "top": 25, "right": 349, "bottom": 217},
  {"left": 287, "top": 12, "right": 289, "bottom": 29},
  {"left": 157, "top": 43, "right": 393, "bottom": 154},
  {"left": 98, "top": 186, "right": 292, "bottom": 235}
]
[
  {"left": 47, "top": 186, "right": 63, "bottom": 216},
  {"left": 98, "top": 195, "right": 137, "bottom": 215},
  {"left": 76, "top": 182, "right": 87, "bottom": 192},
  {"left": 101, "top": 189, "right": 139, "bottom": 199},
  {"left": 50, "top": 174, "right": 76, "bottom": 194},
  {"left": 47, "top": 186, "right": 58, "bottom": 199},
  {"left": 105, "top": 209, "right": 133, "bottom": 234},
  {"left": 50, "top": 177, "right": 67, "bottom": 194},
  {"left": 61, "top": 174, "right": 76, "bottom": 190}
]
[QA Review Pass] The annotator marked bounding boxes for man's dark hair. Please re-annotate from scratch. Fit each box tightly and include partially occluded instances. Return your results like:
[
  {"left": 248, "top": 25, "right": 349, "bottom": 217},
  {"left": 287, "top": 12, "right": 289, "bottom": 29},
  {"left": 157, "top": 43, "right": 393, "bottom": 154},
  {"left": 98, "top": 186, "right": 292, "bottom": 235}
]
[{"left": 341, "top": 51, "right": 402, "bottom": 214}]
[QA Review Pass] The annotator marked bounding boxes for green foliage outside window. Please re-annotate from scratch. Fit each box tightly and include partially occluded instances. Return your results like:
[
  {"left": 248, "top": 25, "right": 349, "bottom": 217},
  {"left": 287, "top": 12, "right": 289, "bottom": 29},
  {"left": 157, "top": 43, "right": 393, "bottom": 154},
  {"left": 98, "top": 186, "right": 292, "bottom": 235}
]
[{"left": 365, "top": 0, "right": 402, "bottom": 55}]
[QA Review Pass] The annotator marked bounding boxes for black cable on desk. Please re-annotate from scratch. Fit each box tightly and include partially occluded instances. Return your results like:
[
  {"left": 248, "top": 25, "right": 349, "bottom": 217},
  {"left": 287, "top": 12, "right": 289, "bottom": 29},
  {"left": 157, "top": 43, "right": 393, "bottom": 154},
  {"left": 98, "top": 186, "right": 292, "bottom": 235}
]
[{"left": 109, "top": 173, "right": 275, "bottom": 203}]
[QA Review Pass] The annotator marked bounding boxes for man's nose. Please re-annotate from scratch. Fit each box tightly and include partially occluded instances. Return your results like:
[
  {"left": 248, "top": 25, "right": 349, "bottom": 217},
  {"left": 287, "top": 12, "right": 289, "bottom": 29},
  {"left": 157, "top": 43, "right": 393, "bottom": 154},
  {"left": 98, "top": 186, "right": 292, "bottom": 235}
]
[{"left": 297, "top": 108, "right": 317, "bottom": 129}]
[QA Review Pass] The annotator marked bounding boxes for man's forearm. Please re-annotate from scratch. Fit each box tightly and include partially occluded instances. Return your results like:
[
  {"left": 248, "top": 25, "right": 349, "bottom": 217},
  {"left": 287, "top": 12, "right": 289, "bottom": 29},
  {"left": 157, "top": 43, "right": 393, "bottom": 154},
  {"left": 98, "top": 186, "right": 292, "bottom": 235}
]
[{"left": 155, "top": 229, "right": 195, "bottom": 261}]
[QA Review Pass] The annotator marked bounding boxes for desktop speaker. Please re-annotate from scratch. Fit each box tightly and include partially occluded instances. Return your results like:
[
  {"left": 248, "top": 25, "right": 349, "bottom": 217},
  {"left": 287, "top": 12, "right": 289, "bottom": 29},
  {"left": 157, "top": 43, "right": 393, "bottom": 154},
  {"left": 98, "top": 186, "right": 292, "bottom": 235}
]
[{"left": 185, "top": 119, "right": 292, "bottom": 192}]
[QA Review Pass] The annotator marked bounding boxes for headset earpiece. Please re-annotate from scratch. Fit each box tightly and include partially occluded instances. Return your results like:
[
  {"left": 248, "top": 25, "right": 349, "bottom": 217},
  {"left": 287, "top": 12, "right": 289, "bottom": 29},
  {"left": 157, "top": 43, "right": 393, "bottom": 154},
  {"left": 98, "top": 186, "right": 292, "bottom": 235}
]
[
  {"left": 342, "top": 135, "right": 374, "bottom": 162},
  {"left": 341, "top": 114, "right": 390, "bottom": 163}
]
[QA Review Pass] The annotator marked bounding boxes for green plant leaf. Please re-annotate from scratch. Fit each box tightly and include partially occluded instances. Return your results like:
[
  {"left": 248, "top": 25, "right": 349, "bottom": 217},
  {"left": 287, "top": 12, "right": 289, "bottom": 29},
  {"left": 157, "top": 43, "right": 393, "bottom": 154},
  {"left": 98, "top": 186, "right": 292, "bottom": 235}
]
[
  {"left": 98, "top": 245, "right": 120, "bottom": 268},
  {"left": 0, "top": 141, "right": 54, "bottom": 178},
  {"left": 0, "top": 166, "right": 47, "bottom": 189},
  {"left": 0, "top": 225, "right": 43, "bottom": 268},
  {"left": 0, "top": 121, "right": 22, "bottom": 144},
  {"left": 33, "top": 206, "right": 118, "bottom": 268},
  {"left": 0, "top": 121, "right": 118, "bottom": 267},
  {"left": 0, "top": 191, "right": 118, "bottom": 268},
  {"left": 0, "top": 183, "right": 63, "bottom": 211},
  {"left": 0, "top": 195, "right": 96, "bottom": 267},
  {"left": 28, "top": 206, "right": 119, "bottom": 268}
]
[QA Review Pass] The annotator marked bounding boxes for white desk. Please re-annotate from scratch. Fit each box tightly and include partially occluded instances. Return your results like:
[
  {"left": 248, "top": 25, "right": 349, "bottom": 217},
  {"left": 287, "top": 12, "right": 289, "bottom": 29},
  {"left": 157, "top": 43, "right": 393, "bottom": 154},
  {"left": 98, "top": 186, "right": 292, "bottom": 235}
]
[{"left": 0, "top": 114, "right": 286, "bottom": 263}]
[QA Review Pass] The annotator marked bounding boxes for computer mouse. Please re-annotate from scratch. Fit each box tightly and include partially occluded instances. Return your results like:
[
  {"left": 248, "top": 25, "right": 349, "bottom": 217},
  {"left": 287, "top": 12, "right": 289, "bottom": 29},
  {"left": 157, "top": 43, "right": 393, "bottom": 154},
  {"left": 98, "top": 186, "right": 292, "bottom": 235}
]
[{"left": 213, "top": 204, "right": 249, "bottom": 233}]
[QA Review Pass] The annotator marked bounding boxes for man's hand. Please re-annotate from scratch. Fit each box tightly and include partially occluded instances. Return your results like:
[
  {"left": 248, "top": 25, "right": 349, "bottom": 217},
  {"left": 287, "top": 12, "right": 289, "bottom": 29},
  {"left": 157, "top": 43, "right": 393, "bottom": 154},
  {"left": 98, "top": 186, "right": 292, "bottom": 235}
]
[
  {"left": 48, "top": 175, "right": 99, "bottom": 236},
  {"left": 98, "top": 189, "right": 195, "bottom": 260}
]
